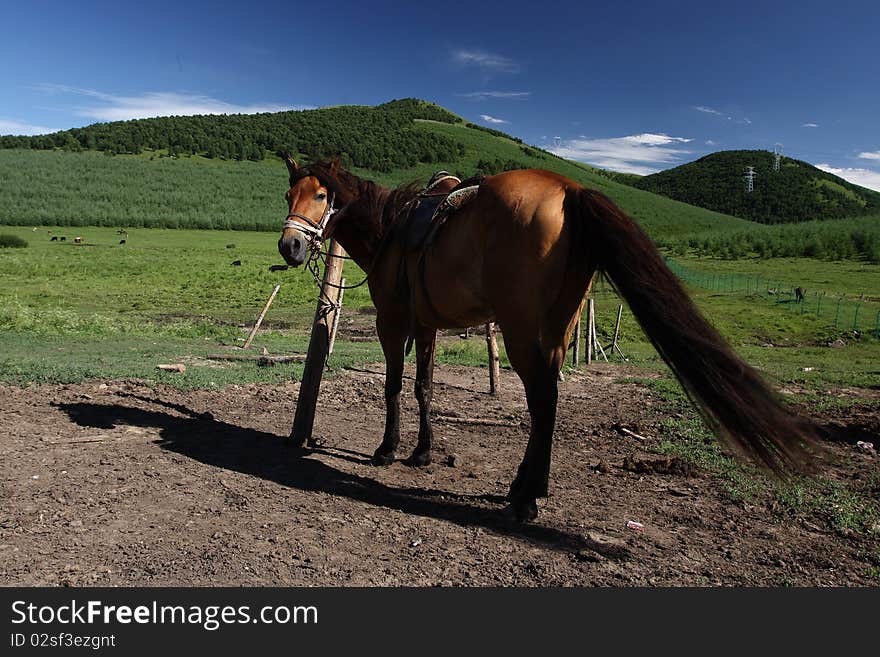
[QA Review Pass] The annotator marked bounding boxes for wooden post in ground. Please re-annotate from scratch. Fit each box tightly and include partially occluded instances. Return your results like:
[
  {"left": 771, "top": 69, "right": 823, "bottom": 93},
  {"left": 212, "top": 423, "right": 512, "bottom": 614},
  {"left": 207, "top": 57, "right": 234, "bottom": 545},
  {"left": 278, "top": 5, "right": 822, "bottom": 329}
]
[
  {"left": 486, "top": 322, "right": 501, "bottom": 396},
  {"left": 243, "top": 284, "right": 281, "bottom": 350},
  {"left": 571, "top": 315, "right": 581, "bottom": 367},
  {"left": 609, "top": 303, "right": 626, "bottom": 359},
  {"left": 586, "top": 298, "right": 594, "bottom": 365},
  {"left": 594, "top": 325, "right": 609, "bottom": 362},
  {"left": 291, "top": 240, "right": 346, "bottom": 447},
  {"left": 571, "top": 296, "right": 587, "bottom": 367},
  {"left": 328, "top": 278, "right": 345, "bottom": 356},
  {"left": 611, "top": 304, "right": 623, "bottom": 353},
  {"left": 590, "top": 300, "right": 608, "bottom": 363}
]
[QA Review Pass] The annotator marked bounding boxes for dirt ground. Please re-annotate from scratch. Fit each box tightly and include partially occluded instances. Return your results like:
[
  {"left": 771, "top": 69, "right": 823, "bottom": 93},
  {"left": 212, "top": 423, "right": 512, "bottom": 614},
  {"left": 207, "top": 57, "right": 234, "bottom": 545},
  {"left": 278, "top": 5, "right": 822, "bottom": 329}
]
[{"left": 1, "top": 362, "right": 878, "bottom": 586}]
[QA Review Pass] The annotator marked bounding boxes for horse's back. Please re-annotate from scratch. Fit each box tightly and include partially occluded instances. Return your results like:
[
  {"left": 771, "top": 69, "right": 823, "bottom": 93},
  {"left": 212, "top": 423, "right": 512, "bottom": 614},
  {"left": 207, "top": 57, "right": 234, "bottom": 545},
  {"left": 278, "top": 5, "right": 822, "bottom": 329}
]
[{"left": 419, "top": 167, "right": 590, "bottom": 330}]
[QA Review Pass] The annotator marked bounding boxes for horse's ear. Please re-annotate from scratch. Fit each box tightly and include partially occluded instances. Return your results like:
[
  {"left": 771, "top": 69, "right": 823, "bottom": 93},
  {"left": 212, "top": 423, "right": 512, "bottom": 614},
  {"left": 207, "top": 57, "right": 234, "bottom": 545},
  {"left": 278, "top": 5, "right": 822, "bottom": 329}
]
[
  {"left": 328, "top": 155, "right": 342, "bottom": 175},
  {"left": 277, "top": 151, "right": 298, "bottom": 176}
]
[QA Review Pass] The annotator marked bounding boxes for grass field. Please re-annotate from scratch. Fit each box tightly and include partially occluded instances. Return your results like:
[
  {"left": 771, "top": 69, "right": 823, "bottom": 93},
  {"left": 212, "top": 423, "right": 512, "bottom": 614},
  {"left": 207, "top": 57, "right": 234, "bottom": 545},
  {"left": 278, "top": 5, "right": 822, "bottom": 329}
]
[
  {"left": 3, "top": 222, "right": 878, "bottom": 539},
  {"left": 1, "top": 223, "right": 877, "bottom": 393},
  {"left": 0, "top": 134, "right": 754, "bottom": 239}
]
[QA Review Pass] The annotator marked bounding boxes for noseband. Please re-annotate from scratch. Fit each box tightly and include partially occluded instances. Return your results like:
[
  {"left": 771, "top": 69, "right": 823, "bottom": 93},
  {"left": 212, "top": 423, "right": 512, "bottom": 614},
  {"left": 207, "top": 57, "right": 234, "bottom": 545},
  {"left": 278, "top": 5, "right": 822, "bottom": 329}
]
[{"left": 282, "top": 192, "right": 337, "bottom": 256}]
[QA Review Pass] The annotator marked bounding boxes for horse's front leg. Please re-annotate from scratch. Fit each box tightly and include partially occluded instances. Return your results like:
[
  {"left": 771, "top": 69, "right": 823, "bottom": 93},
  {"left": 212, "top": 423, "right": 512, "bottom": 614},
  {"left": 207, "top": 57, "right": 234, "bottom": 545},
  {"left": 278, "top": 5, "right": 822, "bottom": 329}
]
[
  {"left": 405, "top": 325, "right": 437, "bottom": 467},
  {"left": 372, "top": 317, "right": 406, "bottom": 466}
]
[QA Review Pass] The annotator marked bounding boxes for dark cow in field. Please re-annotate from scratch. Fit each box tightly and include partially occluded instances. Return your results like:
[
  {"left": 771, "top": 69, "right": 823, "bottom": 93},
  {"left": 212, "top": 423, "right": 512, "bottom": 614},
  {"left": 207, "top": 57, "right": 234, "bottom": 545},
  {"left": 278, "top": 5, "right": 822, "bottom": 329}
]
[{"left": 795, "top": 287, "right": 806, "bottom": 303}]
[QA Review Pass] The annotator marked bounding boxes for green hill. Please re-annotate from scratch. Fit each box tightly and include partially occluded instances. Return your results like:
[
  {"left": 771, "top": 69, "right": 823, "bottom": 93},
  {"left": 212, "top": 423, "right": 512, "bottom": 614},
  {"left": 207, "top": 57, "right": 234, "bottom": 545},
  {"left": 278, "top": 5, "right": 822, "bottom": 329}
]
[
  {"left": 0, "top": 99, "right": 755, "bottom": 238},
  {"left": 634, "top": 150, "right": 880, "bottom": 224}
]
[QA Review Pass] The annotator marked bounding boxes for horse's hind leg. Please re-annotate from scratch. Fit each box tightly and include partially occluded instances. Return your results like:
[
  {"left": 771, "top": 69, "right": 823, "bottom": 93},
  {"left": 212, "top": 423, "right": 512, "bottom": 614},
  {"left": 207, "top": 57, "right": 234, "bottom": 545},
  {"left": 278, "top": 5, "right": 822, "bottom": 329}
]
[
  {"left": 372, "top": 314, "right": 407, "bottom": 466},
  {"left": 405, "top": 324, "right": 437, "bottom": 467},
  {"left": 502, "top": 332, "right": 562, "bottom": 522}
]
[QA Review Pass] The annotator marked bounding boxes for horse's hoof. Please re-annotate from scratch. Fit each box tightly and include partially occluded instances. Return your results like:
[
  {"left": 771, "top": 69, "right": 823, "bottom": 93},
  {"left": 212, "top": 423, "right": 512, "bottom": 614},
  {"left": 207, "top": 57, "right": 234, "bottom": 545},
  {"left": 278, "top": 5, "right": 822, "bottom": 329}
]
[
  {"left": 404, "top": 451, "right": 432, "bottom": 467},
  {"left": 371, "top": 451, "right": 395, "bottom": 466},
  {"left": 503, "top": 500, "right": 538, "bottom": 524}
]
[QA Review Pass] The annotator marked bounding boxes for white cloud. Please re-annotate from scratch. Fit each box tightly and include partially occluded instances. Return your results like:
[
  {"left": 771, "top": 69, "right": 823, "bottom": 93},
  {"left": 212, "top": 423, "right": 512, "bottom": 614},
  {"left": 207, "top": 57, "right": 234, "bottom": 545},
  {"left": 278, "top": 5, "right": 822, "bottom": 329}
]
[
  {"left": 33, "top": 84, "right": 311, "bottom": 121},
  {"left": 0, "top": 118, "right": 57, "bottom": 135},
  {"left": 693, "top": 105, "right": 751, "bottom": 125},
  {"left": 622, "top": 133, "right": 692, "bottom": 146},
  {"left": 549, "top": 133, "right": 693, "bottom": 175},
  {"left": 457, "top": 91, "right": 530, "bottom": 100},
  {"left": 801, "top": 122, "right": 819, "bottom": 128},
  {"left": 858, "top": 150, "right": 880, "bottom": 161},
  {"left": 480, "top": 114, "right": 508, "bottom": 124},
  {"left": 705, "top": 140, "right": 718, "bottom": 146},
  {"left": 451, "top": 49, "right": 518, "bottom": 73},
  {"left": 814, "top": 163, "right": 880, "bottom": 192}
]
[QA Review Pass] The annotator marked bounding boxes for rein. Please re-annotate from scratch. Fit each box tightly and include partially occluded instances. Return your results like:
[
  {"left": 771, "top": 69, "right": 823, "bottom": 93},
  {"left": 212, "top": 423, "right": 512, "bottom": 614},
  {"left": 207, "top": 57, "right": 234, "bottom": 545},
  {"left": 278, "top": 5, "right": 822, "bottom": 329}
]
[
  {"left": 283, "top": 191, "right": 400, "bottom": 292},
  {"left": 306, "top": 220, "right": 398, "bottom": 292}
]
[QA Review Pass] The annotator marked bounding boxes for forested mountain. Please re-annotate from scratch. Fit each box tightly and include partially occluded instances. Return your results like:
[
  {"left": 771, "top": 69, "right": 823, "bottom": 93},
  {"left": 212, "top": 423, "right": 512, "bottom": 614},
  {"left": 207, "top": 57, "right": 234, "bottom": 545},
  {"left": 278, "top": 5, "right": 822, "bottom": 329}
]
[
  {"left": 634, "top": 150, "right": 880, "bottom": 224},
  {"left": 0, "top": 99, "right": 465, "bottom": 172}
]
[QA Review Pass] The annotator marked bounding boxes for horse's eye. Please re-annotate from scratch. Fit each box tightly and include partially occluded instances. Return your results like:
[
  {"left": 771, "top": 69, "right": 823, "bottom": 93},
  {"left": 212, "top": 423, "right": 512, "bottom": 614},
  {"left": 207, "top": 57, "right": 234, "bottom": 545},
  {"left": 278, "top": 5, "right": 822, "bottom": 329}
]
[{"left": 315, "top": 192, "right": 326, "bottom": 201}]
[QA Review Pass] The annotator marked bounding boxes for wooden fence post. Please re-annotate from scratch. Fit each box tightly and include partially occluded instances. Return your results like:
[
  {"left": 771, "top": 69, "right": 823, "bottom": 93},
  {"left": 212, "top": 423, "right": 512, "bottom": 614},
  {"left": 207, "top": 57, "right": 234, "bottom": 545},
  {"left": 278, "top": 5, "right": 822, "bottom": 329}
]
[
  {"left": 486, "top": 322, "right": 501, "bottom": 396},
  {"left": 586, "top": 298, "right": 594, "bottom": 365},
  {"left": 291, "top": 240, "right": 346, "bottom": 447},
  {"left": 328, "top": 278, "right": 345, "bottom": 357},
  {"left": 243, "top": 284, "right": 281, "bottom": 350},
  {"left": 611, "top": 304, "right": 623, "bottom": 352}
]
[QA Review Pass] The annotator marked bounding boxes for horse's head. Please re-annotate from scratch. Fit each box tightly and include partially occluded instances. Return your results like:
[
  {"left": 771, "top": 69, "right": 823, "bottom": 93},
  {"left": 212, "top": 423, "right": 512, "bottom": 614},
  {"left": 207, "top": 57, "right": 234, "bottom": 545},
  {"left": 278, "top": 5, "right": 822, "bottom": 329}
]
[{"left": 277, "top": 153, "right": 340, "bottom": 267}]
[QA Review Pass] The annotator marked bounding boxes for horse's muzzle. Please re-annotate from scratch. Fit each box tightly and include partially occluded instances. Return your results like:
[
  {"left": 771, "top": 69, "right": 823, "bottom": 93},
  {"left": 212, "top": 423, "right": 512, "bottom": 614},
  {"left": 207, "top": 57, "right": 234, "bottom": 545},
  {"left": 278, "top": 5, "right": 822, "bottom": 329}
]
[{"left": 278, "top": 233, "right": 309, "bottom": 267}]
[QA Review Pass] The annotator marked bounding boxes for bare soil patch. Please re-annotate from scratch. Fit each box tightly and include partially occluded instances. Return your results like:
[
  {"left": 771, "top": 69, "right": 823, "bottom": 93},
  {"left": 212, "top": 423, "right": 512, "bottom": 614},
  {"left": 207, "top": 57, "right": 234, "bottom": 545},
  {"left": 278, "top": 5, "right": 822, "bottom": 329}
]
[{"left": 1, "top": 364, "right": 877, "bottom": 586}]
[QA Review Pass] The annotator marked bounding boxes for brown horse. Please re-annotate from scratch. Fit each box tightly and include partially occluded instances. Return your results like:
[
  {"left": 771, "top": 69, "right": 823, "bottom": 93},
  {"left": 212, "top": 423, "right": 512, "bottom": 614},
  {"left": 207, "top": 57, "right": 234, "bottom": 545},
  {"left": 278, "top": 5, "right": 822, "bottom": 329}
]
[{"left": 277, "top": 155, "right": 818, "bottom": 522}]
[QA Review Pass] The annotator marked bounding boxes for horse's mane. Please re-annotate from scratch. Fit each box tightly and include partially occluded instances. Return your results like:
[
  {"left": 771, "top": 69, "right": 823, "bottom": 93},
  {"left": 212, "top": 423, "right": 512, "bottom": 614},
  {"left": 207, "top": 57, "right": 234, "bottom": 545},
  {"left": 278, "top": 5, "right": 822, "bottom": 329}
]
[{"left": 293, "top": 157, "right": 422, "bottom": 243}]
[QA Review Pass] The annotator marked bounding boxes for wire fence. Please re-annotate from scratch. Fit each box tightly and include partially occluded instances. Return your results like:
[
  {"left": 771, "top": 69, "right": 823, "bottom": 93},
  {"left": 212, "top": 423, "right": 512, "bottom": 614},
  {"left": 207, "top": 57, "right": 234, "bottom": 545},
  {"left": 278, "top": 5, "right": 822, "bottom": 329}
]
[{"left": 664, "top": 258, "right": 880, "bottom": 337}]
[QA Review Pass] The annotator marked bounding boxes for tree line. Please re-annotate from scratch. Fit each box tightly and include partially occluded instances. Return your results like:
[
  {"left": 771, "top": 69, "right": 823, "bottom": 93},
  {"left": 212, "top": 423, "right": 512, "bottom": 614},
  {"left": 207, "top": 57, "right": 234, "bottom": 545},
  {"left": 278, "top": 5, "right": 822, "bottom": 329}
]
[
  {"left": 657, "top": 215, "right": 880, "bottom": 263},
  {"left": 0, "top": 99, "right": 465, "bottom": 172}
]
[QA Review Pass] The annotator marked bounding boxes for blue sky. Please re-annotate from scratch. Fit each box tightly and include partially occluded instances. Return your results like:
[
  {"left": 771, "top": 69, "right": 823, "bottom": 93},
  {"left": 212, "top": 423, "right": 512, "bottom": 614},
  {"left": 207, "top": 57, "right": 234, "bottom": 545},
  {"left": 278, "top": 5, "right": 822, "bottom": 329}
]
[{"left": 2, "top": 0, "right": 879, "bottom": 189}]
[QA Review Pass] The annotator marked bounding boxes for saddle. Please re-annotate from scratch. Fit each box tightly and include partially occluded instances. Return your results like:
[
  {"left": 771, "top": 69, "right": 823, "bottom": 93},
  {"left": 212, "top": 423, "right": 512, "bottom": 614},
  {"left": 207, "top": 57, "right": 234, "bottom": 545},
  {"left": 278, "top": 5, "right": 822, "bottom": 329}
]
[
  {"left": 401, "top": 171, "right": 482, "bottom": 252},
  {"left": 398, "top": 171, "right": 483, "bottom": 354}
]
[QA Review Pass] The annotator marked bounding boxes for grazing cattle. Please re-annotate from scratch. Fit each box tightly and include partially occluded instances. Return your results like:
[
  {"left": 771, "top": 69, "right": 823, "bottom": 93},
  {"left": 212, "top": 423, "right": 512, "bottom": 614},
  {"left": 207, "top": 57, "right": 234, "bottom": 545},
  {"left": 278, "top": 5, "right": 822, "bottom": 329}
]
[
  {"left": 119, "top": 239, "right": 126, "bottom": 245},
  {"left": 231, "top": 260, "right": 242, "bottom": 266},
  {"left": 50, "top": 236, "right": 58, "bottom": 242},
  {"left": 60, "top": 236, "right": 66, "bottom": 241},
  {"left": 795, "top": 287, "right": 806, "bottom": 303},
  {"left": 74, "top": 236, "right": 84, "bottom": 244}
]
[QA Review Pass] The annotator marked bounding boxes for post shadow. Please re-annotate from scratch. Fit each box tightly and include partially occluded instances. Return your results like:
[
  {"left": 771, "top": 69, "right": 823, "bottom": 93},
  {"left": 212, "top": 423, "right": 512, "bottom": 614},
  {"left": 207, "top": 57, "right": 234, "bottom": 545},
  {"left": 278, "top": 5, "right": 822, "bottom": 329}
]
[{"left": 58, "top": 397, "right": 628, "bottom": 559}]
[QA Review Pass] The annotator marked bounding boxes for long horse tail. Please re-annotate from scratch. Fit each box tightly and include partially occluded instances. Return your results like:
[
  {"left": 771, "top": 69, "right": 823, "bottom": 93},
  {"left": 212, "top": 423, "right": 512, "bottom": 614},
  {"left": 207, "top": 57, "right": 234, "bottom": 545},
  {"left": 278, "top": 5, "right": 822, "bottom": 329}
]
[{"left": 565, "top": 186, "right": 819, "bottom": 474}]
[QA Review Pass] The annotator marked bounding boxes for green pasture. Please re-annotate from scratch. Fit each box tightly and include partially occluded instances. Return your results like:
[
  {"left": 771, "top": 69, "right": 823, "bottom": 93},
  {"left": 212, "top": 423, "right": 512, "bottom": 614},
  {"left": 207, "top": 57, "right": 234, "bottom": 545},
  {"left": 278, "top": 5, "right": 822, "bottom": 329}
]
[
  {"left": 1, "top": 223, "right": 877, "bottom": 393},
  {"left": 0, "top": 138, "right": 753, "bottom": 241},
  {"left": 3, "top": 223, "right": 878, "bottom": 537}
]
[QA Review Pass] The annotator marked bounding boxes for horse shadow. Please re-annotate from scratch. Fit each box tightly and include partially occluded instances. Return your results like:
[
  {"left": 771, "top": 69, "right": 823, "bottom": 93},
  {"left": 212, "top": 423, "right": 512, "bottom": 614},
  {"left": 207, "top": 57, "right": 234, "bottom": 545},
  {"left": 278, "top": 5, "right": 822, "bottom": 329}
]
[{"left": 58, "top": 396, "right": 627, "bottom": 559}]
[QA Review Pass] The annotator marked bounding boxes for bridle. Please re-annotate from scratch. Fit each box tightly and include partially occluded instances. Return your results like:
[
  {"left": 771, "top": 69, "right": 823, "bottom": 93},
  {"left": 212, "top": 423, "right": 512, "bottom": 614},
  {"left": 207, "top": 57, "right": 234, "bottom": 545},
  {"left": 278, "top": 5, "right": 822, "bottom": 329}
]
[
  {"left": 279, "top": 178, "right": 400, "bottom": 293},
  {"left": 281, "top": 190, "right": 370, "bottom": 290},
  {"left": 282, "top": 191, "right": 337, "bottom": 257}
]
